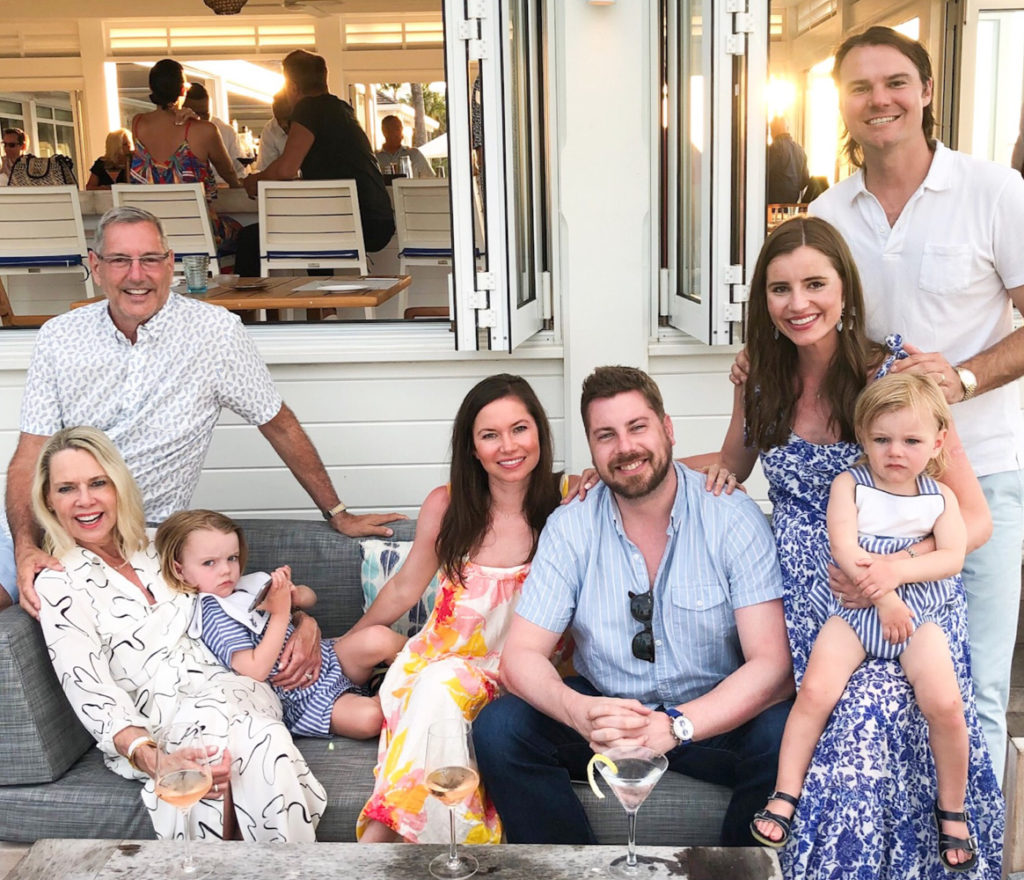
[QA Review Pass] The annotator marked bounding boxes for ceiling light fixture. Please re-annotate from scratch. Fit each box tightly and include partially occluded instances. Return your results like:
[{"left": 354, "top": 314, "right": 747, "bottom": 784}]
[{"left": 204, "top": 0, "right": 249, "bottom": 14}]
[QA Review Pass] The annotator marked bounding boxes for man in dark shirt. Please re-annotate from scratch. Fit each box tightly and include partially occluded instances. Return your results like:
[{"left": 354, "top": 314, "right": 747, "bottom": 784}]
[
  {"left": 766, "top": 116, "right": 810, "bottom": 204},
  {"left": 235, "top": 50, "right": 394, "bottom": 276}
]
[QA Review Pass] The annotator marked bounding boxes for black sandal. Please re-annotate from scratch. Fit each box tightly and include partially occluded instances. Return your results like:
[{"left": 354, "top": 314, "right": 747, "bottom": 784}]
[
  {"left": 750, "top": 790, "right": 799, "bottom": 848},
  {"left": 934, "top": 802, "right": 979, "bottom": 872}
]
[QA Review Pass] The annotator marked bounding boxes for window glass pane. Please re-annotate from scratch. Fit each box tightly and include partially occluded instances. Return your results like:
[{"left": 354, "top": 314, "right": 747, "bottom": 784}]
[
  {"left": 674, "top": 1, "right": 705, "bottom": 302},
  {"left": 54, "top": 108, "right": 74, "bottom": 122},
  {"left": 0, "top": 100, "right": 23, "bottom": 115},
  {"left": 37, "top": 106, "right": 53, "bottom": 119}
]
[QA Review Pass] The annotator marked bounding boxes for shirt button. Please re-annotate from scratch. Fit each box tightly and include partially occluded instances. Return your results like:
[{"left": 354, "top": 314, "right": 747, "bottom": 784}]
[
  {"left": 655, "top": 639, "right": 663, "bottom": 647},
  {"left": 697, "top": 599, "right": 704, "bottom": 607}
]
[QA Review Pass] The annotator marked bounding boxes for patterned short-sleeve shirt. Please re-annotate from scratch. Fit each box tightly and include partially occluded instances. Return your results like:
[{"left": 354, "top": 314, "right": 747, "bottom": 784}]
[{"left": 20, "top": 294, "right": 282, "bottom": 521}]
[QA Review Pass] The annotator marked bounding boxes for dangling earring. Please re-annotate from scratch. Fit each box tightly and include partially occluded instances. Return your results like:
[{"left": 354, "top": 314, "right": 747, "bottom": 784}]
[
  {"left": 773, "top": 325, "right": 779, "bottom": 341},
  {"left": 837, "top": 310, "right": 844, "bottom": 333}
]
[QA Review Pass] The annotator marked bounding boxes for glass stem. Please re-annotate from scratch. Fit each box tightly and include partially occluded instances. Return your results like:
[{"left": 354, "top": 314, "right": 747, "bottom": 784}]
[
  {"left": 626, "top": 810, "right": 638, "bottom": 868},
  {"left": 447, "top": 806, "right": 460, "bottom": 866},
  {"left": 182, "top": 807, "right": 195, "bottom": 873}
]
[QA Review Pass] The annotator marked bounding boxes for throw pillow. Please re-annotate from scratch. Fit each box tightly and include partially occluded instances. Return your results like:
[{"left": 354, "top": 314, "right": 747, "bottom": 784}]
[{"left": 359, "top": 539, "right": 440, "bottom": 636}]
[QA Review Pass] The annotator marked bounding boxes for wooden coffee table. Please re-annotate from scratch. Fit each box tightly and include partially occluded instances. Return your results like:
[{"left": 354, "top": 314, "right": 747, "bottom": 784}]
[{"left": 7, "top": 839, "right": 781, "bottom": 880}]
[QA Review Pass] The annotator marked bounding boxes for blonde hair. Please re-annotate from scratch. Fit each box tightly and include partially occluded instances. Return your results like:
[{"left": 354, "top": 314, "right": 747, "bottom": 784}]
[
  {"left": 854, "top": 373, "right": 952, "bottom": 477},
  {"left": 155, "top": 509, "right": 248, "bottom": 595},
  {"left": 31, "top": 426, "right": 148, "bottom": 560},
  {"left": 103, "top": 128, "right": 133, "bottom": 169}
]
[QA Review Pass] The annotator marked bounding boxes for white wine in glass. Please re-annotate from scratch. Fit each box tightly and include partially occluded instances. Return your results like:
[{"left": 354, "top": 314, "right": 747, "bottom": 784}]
[
  {"left": 155, "top": 723, "right": 213, "bottom": 879},
  {"left": 425, "top": 718, "right": 479, "bottom": 880}
]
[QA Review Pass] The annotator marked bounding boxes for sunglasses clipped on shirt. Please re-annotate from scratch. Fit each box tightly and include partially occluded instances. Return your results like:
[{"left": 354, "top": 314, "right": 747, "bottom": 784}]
[{"left": 629, "top": 589, "right": 655, "bottom": 663}]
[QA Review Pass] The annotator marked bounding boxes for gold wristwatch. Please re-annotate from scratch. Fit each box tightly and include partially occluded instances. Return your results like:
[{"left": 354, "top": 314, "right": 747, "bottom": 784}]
[{"left": 953, "top": 365, "right": 978, "bottom": 402}]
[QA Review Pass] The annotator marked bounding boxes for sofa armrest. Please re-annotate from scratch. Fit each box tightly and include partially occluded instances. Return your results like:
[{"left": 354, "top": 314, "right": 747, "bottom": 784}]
[{"left": 0, "top": 606, "right": 94, "bottom": 784}]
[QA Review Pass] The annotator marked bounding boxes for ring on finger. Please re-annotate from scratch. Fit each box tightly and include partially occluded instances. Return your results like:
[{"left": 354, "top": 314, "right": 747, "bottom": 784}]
[
  {"left": 214, "top": 783, "right": 219, "bottom": 793},
  {"left": 839, "top": 594, "right": 846, "bottom": 606},
  {"left": 304, "top": 671, "right": 313, "bottom": 681}
]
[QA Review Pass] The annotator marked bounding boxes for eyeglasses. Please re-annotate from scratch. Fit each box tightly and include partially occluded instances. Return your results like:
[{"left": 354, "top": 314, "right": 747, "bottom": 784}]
[
  {"left": 629, "top": 590, "right": 655, "bottom": 663},
  {"left": 95, "top": 252, "right": 171, "bottom": 271}
]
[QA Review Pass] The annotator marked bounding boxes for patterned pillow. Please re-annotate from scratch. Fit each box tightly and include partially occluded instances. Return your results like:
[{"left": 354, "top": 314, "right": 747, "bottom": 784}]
[{"left": 359, "top": 539, "right": 441, "bottom": 637}]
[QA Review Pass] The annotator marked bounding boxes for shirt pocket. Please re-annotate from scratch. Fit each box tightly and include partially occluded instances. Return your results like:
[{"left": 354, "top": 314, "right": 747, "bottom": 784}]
[
  {"left": 667, "top": 579, "right": 730, "bottom": 647},
  {"left": 919, "top": 244, "right": 971, "bottom": 296}
]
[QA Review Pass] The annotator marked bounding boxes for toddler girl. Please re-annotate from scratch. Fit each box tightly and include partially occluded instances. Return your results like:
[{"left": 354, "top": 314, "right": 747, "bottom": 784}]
[
  {"left": 752, "top": 373, "right": 976, "bottom": 872},
  {"left": 156, "top": 509, "right": 406, "bottom": 740}
]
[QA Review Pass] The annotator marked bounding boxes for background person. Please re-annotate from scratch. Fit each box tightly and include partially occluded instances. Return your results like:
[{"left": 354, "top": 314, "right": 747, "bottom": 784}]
[
  {"left": 809, "top": 26, "right": 1024, "bottom": 779},
  {"left": 474, "top": 366, "right": 794, "bottom": 847},
  {"left": 375, "top": 114, "right": 435, "bottom": 179},
  {"left": 183, "top": 82, "right": 249, "bottom": 183},
  {"left": 704, "top": 217, "right": 1001, "bottom": 878},
  {"left": 86, "top": 128, "right": 133, "bottom": 190},
  {"left": 255, "top": 91, "right": 291, "bottom": 173},
  {"left": 0, "top": 127, "right": 26, "bottom": 185},
  {"left": 767, "top": 116, "right": 810, "bottom": 204},
  {"left": 32, "top": 426, "right": 326, "bottom": 841},
  {"left": 235, "top": 49, "right": 395, "bottom": 277},
  {"left": 6, "top": 206, "right": 404, "bottom": 625},
  {"left": 130, "top": 58, "right": 242, "bottom": 251},
  {"left": 356, "top": 374, "right": 583, "bottom": 844}
]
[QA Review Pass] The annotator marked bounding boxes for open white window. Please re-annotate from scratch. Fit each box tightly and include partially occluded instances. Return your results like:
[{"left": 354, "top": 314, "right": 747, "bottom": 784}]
[
  {"left": 661, "top": 0, "right": 767, "bottom": 345},
  {"left": 444, "top": 0, "right": 547, "bottom": 352}
]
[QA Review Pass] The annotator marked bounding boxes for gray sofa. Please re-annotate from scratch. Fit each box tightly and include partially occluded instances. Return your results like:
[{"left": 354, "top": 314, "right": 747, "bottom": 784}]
[{"left": 0, "top": 519, "right": 730, "bottom": 844}]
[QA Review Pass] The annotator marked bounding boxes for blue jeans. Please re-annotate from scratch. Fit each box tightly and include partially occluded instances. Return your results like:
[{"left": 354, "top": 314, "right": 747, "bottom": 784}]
[
  {"left": 474, "top": 676, "right": 791, "bottom": 845},
  {"left": 962, "top": 468, "right": 1024, "bottom": 783}
]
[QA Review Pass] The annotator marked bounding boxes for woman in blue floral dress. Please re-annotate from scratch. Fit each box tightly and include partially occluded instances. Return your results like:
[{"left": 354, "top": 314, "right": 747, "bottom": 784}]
[{"left": 696, "top": 217, "right": 1002, "bottom": 878}]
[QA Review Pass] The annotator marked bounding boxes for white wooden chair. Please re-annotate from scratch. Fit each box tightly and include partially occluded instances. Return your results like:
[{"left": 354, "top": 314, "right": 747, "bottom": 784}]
[
  {"left": 0, "top": 185, "right": 92, "bottom": 326},
  {"left": 257, "top": 179, "right": 368, "bottom": 277},
  {"left": 111, "top": 183, "right": 221, "bottom": 275},
  {"left": 391, "top": 178, "right": 485, "bottom": 274}
]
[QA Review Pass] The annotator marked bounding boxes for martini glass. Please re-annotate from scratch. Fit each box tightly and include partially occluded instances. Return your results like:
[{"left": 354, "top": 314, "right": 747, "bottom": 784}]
[{"left": 596, "top": 745, "right": 669, "bottom": 877}]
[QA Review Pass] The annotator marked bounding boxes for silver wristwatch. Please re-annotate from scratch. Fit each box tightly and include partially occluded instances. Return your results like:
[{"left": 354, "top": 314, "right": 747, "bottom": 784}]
[
  {"left": 665, "top": 708, "right": 694, "bottom": 747},
  {"left": 953, "top": 365, "right": 978, "bottom": 402}
]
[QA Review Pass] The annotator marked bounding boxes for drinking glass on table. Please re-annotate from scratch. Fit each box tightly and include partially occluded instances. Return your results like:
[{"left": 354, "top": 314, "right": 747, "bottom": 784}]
[
  {"left": 425, "top": 718, "right": 479, "bottom": 880},
  {"left": 592, "top": 746, "right": 669, "bottom": 878},
  {"left": 155, "top": 723, "right": 214, "bottom": 878}
]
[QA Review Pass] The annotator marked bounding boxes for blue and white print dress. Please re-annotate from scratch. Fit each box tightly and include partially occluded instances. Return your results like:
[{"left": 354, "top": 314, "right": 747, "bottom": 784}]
[
  {"left": 829, "top": 465, "right": 958, "bottom": 659},
  {"left": 760, "top": 334, "right": 1003, "bottom": 879}
]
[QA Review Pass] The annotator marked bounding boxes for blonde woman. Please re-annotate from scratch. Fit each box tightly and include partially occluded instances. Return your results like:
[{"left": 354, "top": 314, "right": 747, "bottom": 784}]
[{"left": 86, "top": 129, "right": 133, "bottom": 190}]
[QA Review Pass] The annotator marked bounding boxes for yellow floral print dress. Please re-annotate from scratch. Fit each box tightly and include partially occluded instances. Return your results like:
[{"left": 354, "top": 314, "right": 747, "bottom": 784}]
[{"left": 356, "top": 560, "right": 529, "bottom": 844}]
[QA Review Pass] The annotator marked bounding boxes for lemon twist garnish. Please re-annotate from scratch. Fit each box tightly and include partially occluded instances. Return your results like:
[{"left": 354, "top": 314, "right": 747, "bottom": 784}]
[{"left": 586, "top": 753, "right": 619, "bottom": 799}]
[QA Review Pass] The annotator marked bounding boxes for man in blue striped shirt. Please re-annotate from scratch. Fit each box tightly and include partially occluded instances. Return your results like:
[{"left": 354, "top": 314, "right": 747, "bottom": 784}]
[{"left": 474, "top": 366, "right": 794, "bottom": 845}]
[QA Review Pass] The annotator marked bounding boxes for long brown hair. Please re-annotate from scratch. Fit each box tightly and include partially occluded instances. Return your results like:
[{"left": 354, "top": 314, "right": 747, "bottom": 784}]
[
  {"left": 745, "top": 216, "right": 880, "bottom": 450},
  {"left": 436, "top": 374, "right": 562, "bottom": 583},
  {"left": 833, "top": 26, "right": 936, "bottom": 168}
]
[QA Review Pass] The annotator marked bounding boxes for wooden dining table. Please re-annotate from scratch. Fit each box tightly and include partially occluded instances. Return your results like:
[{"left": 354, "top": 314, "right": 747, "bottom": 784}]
[{"left": 71, "top": 274, "right": 412, "bottom": 322}]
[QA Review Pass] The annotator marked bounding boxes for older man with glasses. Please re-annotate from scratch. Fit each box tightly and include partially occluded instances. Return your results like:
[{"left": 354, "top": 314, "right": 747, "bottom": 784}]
[
  {"left": 1, "top": 128, "right": 27, "bottom": 185},
  {"left": 473, "top": 365, "right": 794, "bottom": 847},
  {"left": 5, "top": 206, "right": 405, "bottom": 663}
]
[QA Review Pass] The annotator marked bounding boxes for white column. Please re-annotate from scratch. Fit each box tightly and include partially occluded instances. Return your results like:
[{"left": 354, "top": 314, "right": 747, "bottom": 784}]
[
  {"left": 77, "top": 18, "right": 110, "bottom": 170},
  {"left": 552, "top": 0, "right": 654, "bottom": 469},
  {"left": 315, "top": 17, "right": 347, "bottom": 96}
]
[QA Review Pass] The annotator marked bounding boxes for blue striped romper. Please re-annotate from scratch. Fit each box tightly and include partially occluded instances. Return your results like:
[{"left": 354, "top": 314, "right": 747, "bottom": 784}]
[
  {"left": 198, "top": 594, "right": 358, "bottom": 737},
  {"left": 828, "top": 465, "right": 959, "bottom": 660}
]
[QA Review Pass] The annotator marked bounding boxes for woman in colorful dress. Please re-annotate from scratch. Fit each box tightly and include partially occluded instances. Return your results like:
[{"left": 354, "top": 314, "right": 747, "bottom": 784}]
[
  {"left": 356, "top": 374, "right": 581, "bottom": 844},
  {"left": 129, "top": 58, "right": 242, "bottom": 250},
  {"left": 695, "top": 216, "right": 1002, "bottom": 877}
]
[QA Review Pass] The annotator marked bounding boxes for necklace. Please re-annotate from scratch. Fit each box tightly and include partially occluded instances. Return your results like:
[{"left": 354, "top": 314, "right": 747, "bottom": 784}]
[{"left": 94, "top": 547, "right": 132, "bottom": 573}]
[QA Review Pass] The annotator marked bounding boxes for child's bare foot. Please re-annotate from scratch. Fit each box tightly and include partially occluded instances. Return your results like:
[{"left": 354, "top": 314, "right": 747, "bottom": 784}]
[{"left": 750, "top": 791, "right": 799, "bottom": 848}]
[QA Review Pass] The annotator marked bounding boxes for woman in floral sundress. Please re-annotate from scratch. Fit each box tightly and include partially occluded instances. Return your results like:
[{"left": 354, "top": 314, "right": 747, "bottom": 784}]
[
  {"left": 693, "top": 216, "right": 1002, "bottom": 878},
  {"left": 355, "top": 374, "right": 581, "bottom": 844}
]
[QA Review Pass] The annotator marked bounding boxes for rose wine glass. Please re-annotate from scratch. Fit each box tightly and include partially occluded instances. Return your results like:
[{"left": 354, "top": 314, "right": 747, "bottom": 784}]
[
  {"left": 424, "top": 718, "right": 480, "bottom": 880},
  {"left": 596, "top": 745, "right": 669, "bottom": 877},
  {"left": 155, "top": 723, "right": 214, "bottom": 878}
]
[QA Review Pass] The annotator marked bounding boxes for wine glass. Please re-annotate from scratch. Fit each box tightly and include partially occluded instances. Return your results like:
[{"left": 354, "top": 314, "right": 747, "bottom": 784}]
[
  {"left": 424, "top": 718, "right": 480, "bottom": 880},
  {"left": 155, "top": 723, "right": 214, "bottom": 878},
  {"left": 595, "top": 745, "right": 669, "bottom": 878}
]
